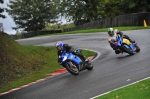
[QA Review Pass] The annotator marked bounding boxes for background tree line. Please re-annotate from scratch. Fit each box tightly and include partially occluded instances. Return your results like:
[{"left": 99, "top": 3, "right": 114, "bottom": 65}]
[
  {"left": 0, "top": 0, "right": 5, "bottom": 32},
  {"left": 0, "top": 0, "right": 6, "bottom": 18},
  {"left": 1, "top": 0, "right": 150, "bottom": 32}
]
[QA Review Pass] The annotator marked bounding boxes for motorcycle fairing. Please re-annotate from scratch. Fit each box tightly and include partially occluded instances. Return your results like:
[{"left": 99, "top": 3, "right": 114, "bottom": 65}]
[
  {"left": 116, "top": 37, "right": 135, "bottom": 51},
  {"left": 61, "top": 51, "right": 81, "bottom": 65}
]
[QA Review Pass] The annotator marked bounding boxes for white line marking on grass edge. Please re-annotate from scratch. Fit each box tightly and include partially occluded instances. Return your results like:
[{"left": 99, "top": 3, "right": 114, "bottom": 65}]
[{"left": 90, "top": 76, "right": 150, "bottom": 99}]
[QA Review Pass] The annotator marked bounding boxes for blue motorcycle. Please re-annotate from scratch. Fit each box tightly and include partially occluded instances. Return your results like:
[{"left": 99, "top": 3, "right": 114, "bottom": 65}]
[
  {"left": 112, "top": 36, "right": 140, "bottom": 55},
  {"left": 59, "top": 49, "right": 93, "bottom": 75}
]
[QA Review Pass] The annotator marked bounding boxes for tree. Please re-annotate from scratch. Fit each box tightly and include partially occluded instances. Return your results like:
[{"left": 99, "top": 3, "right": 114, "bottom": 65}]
[
  {"left": 98, "top": 0, "right": 150, "bottom": 18},
  {"left": 42, "top": 0, "right": 150, "bottom": 28},
  {"left": 0, "top": 23, "right": 4, "bottom": 32},
  {"left": 58, "top": 0, "right": 101, "bottom": 26},
  {"left": 0, "top": 0, "right": 6, "bottom": 19},
  {"left": 97, "top": 0, "right": 124, "bottom": 18},
  {"left": 120, "top": 0, "right": 150, "bottom": 14},
  {"left": 7, "top": 0, "right": 59, "bottom": 32}
]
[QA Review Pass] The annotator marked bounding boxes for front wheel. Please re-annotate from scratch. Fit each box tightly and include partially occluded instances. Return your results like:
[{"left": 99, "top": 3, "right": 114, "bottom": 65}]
[{"left": 65, "top": 61, "right": 79, "bottom": 75}]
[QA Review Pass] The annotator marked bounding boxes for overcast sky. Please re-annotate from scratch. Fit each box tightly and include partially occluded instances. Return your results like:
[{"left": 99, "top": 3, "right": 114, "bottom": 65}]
[{"left": 0, "top": 0, "right": 16, "bottom": 35}]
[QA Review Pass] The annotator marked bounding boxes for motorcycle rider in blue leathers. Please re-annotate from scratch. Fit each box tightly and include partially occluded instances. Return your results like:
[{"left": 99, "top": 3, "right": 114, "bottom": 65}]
[{"left": 55, "top": 41, "right": 87, "bottom": 64}]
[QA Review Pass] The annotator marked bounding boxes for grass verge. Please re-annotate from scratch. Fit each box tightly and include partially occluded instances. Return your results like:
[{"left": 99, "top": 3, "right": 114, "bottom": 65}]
[{"left": 96, "top": 78, "right": 150, "bottom": 99}]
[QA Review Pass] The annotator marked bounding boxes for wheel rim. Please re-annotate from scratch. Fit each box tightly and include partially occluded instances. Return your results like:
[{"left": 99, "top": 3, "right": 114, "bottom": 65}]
[{"left": 70, "top": 63, "right": 79, "bottom": 72}]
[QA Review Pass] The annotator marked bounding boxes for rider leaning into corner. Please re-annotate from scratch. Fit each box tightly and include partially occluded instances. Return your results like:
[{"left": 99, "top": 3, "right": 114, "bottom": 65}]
[
  {"left": 107, "top": 28, "right": 135, "bottom": 54},
  {"left": 55, "top": 41, "right": 88, "bottom": 65}
]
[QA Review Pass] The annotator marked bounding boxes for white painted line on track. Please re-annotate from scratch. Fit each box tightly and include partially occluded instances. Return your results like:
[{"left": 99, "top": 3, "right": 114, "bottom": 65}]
[{"left": 90, "top": 76, "right": 150, "bottom": 99}]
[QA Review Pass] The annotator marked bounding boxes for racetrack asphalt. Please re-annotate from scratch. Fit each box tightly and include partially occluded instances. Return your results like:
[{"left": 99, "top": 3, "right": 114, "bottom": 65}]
[{"left": 1, "top": 29, "right": 150, "bottom": 99}]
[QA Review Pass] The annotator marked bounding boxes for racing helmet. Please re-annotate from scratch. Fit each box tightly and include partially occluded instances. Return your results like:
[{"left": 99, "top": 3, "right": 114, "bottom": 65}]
[
  {"left": 108, "top": 28, "right": 114, "bottom": 37},
  {"left": 55, "top": 41, "right": 63, "bottom": 50}
]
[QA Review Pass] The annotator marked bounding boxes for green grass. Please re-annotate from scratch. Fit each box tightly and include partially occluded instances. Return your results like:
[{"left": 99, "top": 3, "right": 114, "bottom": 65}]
[
  {"left": 63, "top": 25, "right": 150, "bottom": 34},
  {"left": 35, "top": 26, "right": 150, "bottom": 37},
  {"left": 96, "top": 79, "right": 150, "bottom": 99},
  {"left": 0, "top": 32, "right": 96, "bottom": 93}
]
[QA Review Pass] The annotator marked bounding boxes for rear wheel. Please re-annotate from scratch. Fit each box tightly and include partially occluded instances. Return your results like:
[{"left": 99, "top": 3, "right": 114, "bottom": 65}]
[
  {"left": 86, "top": 61, "right": 93, "bottom": 70},
  {"left": 65, "top": 61, "right": 79, "bottom": 75},
  {"left": 135, "top": 45, "right": 140, "bottom": 52}
]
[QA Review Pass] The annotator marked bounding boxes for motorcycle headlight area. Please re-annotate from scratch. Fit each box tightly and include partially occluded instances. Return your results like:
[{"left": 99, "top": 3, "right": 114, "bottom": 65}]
[{"left": 62, "top": 56, "right": 67, "bottom": 62}]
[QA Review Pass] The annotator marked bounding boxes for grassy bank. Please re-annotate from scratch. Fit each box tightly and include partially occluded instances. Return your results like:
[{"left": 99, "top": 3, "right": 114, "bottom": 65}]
[{"left": 0, "top": 32, "right": 96, "bottom": 93}]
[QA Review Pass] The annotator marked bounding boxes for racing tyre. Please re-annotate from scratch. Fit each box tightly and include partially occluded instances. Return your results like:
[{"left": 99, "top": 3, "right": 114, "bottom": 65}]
[
  {"left": 65, "top": 61, "right": 79, "bottom": 75},
  {"left": 86, "top": 61, "right": 93, "bottom": 70},
  {"left": 135, "top": 45, "right": 140, "bottom": 52}
]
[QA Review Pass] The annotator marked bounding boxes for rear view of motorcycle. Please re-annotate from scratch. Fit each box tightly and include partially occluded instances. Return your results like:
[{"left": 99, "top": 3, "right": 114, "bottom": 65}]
[{"left": 59, "top": 49, "right": 93, "bottom": 75}]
